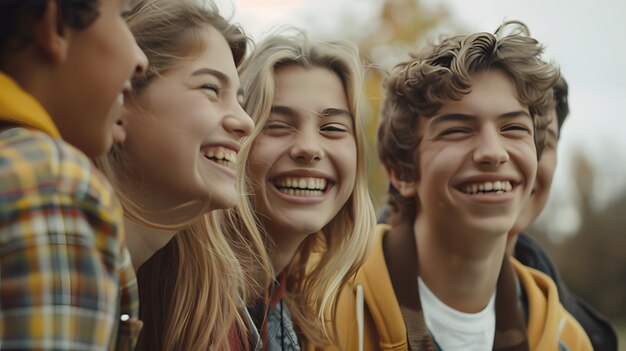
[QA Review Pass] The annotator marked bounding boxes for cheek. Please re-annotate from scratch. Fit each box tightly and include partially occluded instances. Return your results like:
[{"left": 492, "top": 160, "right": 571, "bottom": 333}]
[
  {"left": 419, "top": 144, "right": 455, "bottom": 182},
  {"left": 337, "top": 142, "right": 358, "bottom": 182},
  {"left": 127, "top": 120, "right": 195, "bottom": 172},
  {"left": 185, "top": 103, "right": 222, "bottom": 129},
  {"left": 105, "top": 19, "right": 136, "bottom": 74},
  {"left": 248, "top": 140, "right": 275, "bottom": 173},
  {"left": 514, "top": 141, "right": 539, "bottom": 179},
  {"left": 128, "top": 117, "right": 170, "bottom": 149}
]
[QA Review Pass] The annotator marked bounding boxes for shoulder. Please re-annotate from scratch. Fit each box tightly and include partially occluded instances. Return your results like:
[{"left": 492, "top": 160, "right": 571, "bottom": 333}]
[
  {"left": 335, "top": 224, "right": 406, "bottom": 349},
  {"left": 352, "top": 224, "right": 390, "bottom": 289},
  {"left": 558, "top": 308, "right": 595, "bottom": 351},
  {"left": 514, "top": 237, "right": 617, "bottom": 350},
  {"left": 511, "top": 258, "right": 593, "bottom": 351},
  {"left": 0, "top": 128, "right": 119, "bottom": 211},
  {"left": 330, "top": 224, "right": 393, "bottom": 327},
  {"left": 0, "top": 128, "right": 124, "bottom": 260}
]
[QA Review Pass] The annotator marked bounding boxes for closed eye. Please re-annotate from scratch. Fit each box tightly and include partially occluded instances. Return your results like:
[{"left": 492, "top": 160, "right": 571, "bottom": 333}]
[
  {"left": 263, "top": 121, "right": 291, "bottom": 135},
  {"left": 200, "top": 84, "right": 220, "bottom": 98},
  {"left": 321, "top": 124, "right": 349, "bottom": 133},
  {"left": 440, "top": 127, "right": 471, "bottom": 137},
  {"left": 501, "top": 124, "right": 531, "bottom": 134},
  {"left": 264, "top": 121, "right": 291, "bottom": 130}
]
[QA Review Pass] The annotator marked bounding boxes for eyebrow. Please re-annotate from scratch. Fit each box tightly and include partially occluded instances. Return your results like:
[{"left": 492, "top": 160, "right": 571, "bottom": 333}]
[
  {"left": 429, "top": 110, "right": 532, "bottom": 129},
  {"left": 191, "top": 68, "right": 244, "bottom": 96},
  {"left": 271, "top": 105, "right": 352, "bottom": 119}
]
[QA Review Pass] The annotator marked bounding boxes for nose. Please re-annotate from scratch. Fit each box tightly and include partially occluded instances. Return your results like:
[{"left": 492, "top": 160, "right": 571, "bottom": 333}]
[
  {"left": 132, "top": 41, "right": 148, "bottom": 78},
  {"left": 290, "top": 129, "right": 324, "bottom": 163},
  {"left": 472, "top": 126, "right": 509, "bottom": 167},
  {"left": 223, "top": 104, "right": 254, "bottom": 138}
]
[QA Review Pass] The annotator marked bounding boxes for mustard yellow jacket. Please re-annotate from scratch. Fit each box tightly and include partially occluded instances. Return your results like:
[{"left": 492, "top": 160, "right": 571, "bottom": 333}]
[{"left": 314, "top": 224, "right": 592, "bottom": 351}]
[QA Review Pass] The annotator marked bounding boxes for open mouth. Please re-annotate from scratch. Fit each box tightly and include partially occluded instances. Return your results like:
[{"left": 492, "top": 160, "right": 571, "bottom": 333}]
[
  {"left": 459, "top": 180, "right": 513, "bottom": 195},
  {"left": 117, "top": 91, "right": 125, "bottom": 105},
  {"left": 118, "top": 82, "right": 132, "bottom": 106},
  {"left": 201, "top": 146, "right": 237, "bottom": 170},
  {"left": 273, "top": 176, "right": 330, "bottom": 197}
]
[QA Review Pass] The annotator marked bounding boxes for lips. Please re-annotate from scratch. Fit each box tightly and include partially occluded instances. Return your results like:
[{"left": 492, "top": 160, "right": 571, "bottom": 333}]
[{"left": 116, "top": 91, "right": 125, "bottom": 105}]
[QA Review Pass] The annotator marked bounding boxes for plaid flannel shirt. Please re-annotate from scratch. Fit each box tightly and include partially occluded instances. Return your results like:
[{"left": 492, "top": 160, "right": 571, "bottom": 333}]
[{"left": 0, "top": 127, "right": 141, "bottom": 350}]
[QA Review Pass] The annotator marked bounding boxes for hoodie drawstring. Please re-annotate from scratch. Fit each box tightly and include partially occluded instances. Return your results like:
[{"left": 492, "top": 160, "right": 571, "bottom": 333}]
[{"left": 356, "top": 284, "right": 364, "bottom": 351}]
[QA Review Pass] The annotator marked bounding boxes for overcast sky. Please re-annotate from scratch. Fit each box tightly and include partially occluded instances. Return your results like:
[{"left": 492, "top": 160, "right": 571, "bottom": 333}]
[{"left": 228, "top": 0, "right": 626, "bottom": 238}]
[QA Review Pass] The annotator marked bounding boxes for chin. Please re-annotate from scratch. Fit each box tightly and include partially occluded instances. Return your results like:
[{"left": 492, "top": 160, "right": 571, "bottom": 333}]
[
  {"left": 292, "top": 222, "right": 327, "bottom": 236},
  {"left": 206, "top": 194, "right": 238, "bottom": 211},
  {"left": 467, "top": 217, "right": 517, "bottom": 237}
]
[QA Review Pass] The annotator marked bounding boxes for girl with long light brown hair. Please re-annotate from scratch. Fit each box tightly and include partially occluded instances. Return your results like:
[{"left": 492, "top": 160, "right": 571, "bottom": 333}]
[
  {"left": 223, "top": 31, "right": 376, "bottom": 349},
  {"left": 96, "top": 0, "right": 270, "bottom": 349}
]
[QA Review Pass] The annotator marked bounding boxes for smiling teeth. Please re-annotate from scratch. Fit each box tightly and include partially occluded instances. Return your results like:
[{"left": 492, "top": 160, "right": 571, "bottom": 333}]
[
  {"left": 274, "top": 177, "right": 328, "bottom": 195},
  {"left": 463, "top": 181, "right": 513, "bottom": 194},
  {"left": 280, "top": 189, "right": 324, "bottom": 196},
  {"left": 201, "top": 147, "right": 237, "bottom": 165}
]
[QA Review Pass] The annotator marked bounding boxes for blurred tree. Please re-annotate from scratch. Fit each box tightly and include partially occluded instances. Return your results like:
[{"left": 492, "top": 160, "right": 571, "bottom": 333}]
[
  {"left": 533, "top": 151, "right": 626, "bottom": 322},
  {"left": 356, "top": 0, "right": 448, "bottom": 210}
]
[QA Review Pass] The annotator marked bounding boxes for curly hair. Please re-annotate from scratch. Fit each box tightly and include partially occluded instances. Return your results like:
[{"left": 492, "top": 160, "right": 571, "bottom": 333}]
[
  {"left": 0, "top": 0, "right": 100, "bottom": 66},
  {"left": 378, "top": 21, "right": 559, "bottom": 222},
  {"left": 553, "top": 76, "right": 569, "bottom": 130}
]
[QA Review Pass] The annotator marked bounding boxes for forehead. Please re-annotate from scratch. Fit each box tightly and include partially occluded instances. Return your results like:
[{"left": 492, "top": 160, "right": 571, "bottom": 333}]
[
  {"left": 273, "top": 65, "right": 349, "bottom": 111},
  {"left": 433, "top": 70, "right": 526, "bottom": 119},
  {"left": 166, "top": 26, "right": 238, "bottom": 79}
]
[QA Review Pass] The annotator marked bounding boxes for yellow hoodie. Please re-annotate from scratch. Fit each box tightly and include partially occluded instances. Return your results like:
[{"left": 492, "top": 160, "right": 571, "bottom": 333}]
[
  {"left": 0, "top": 72, "right": 60, "bottom": 137},
  {"left": 316, "top": 224, "right": 592, "bottom": 351}
]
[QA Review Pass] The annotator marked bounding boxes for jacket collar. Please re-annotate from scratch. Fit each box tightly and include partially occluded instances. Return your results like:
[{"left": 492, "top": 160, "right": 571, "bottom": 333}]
[
  {"left": 359, "top": 223, "right": 530, "bottom": 351},
  {"left": 356, "top": 224, "right": 410, "bottom": 349},
  {"left": 0, "top": 72, "right": 61, "bottom": 138}
]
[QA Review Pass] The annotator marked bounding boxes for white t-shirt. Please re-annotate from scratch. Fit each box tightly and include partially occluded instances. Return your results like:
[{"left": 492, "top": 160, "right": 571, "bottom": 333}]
[{"left": 418, "top": 277, "right": 496, "bottom": 351}]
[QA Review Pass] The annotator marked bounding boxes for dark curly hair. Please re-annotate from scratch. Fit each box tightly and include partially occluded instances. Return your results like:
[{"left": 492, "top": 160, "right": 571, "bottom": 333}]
[
  {"left": 553, "top": 76, "right": 569, "bottom": 130},
  {"left": 0, "top": 0, "right": 100, "bottom": 66}
]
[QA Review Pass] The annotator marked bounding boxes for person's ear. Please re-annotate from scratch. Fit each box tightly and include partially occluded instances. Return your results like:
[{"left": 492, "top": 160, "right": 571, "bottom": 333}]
[
  {"left": 32, "top": 0, "right": 71, "bottom": 64},
  {"left": 387, "top": 167, "right": 417, "bottom": 198}
]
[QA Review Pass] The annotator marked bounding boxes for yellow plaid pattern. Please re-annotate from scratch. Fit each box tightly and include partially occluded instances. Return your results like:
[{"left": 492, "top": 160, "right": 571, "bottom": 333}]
[{"left": 0, "top": 127, "right": 140, "bottom": 350}]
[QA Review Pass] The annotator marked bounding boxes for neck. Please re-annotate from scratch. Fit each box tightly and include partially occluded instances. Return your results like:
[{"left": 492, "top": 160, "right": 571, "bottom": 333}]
[
  {"left": 415, "top": 217, "right": 507, "bottom": 313},
  {"left": 506, "top": 231, "right": 519, "bottom": 256},
  {"left": 124, "top": 217, "right": 177, "bottom": 269},
  {"left": 267, "top": 226, "right": 312, "bottom": 275},
  {"left": 4, "top": 54, "right": 54, "bottom": 121}
]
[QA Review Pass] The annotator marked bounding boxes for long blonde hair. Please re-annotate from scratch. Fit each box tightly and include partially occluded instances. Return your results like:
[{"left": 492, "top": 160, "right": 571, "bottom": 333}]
[
  {"left": 234, "top": 30, "right": 376, "bottom": 345},
  {"left": 96, "top": 0, "right": 270, "bottom": 349}
]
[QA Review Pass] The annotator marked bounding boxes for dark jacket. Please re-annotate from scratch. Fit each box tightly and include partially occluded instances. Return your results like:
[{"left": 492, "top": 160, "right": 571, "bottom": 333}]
[{"left": 515, "top": 233, "right": 618, "bottom": 351}]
